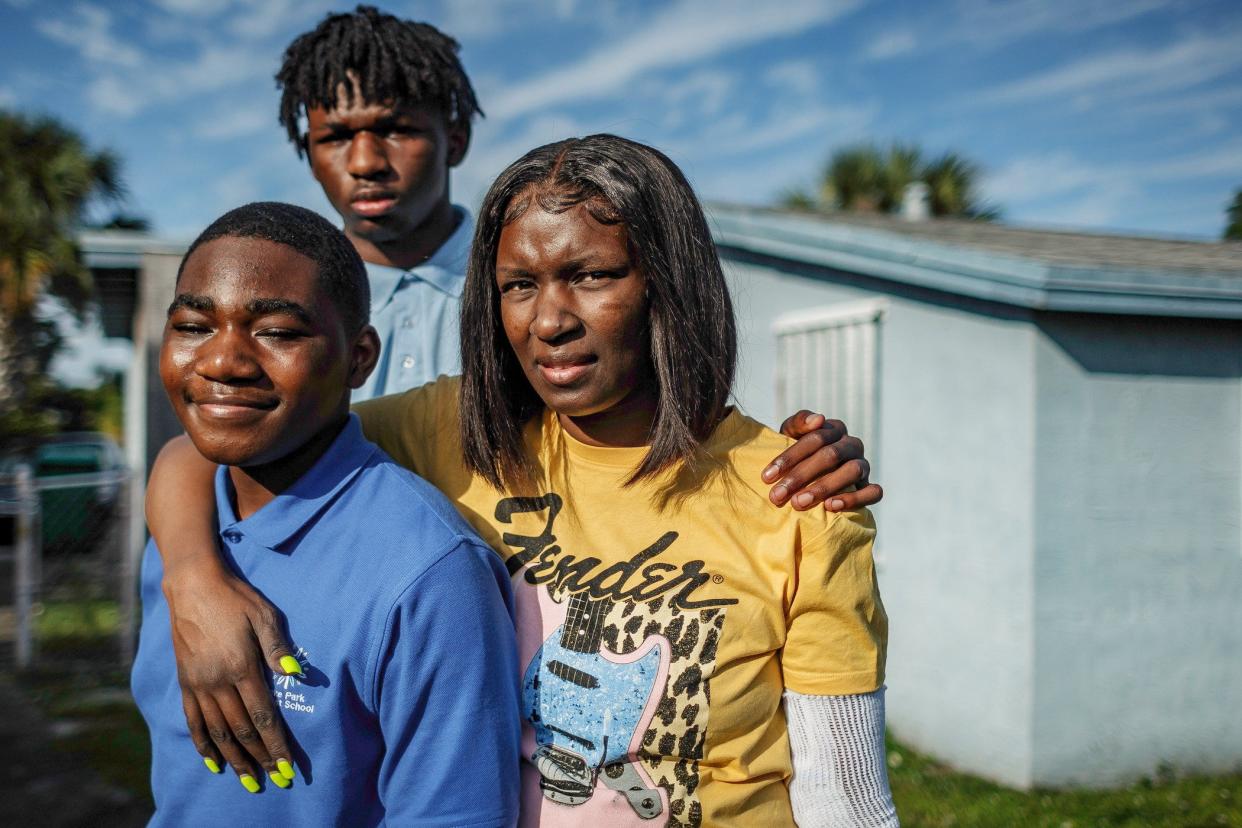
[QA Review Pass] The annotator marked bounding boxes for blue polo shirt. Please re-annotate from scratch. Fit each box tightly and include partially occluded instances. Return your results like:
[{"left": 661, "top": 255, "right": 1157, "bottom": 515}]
[
  {"left": 131, "top": 415, "right": 521, "bottom": 826},
  {"left": 353, "top": 207, "right": 471, "bottom": 401}
]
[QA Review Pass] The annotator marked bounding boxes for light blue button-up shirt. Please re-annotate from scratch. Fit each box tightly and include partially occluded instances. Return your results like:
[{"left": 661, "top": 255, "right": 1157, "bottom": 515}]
[{"left": 353, "top": 207, "right": 473, "bottom": 401}]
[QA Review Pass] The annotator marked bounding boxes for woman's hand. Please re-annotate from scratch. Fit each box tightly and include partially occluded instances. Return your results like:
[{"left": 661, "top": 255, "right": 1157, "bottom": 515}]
[
  {"left": 163, "top": 557, "right": 299, "bottom": 788},
  {"left": 146, "top": 434, "right": 299, "bottom": 789},
  {"left": 766, "top": 411, "right": 883, "bottom": 511}
]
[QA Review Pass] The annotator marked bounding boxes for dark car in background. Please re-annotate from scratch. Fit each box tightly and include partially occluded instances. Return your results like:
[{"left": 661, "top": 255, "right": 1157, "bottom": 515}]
[{"left": 0, "top": 432, "right": 127, "bottom": 556}]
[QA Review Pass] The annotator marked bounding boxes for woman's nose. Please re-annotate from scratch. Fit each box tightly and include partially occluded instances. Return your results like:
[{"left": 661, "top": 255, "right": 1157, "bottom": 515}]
[{"left": 531, "top": 288, "right": 580, "bottom": 342}]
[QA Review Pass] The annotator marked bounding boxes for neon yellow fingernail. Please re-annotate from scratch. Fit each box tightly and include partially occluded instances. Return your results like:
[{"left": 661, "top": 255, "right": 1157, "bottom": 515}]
[
  {"left": 203, "top": 757, "right": 221, "bottom": 774},
  {"left": 269, "top": 770, "right": 291, "bottom": 789},
  {"left": 277, "top": 759, "right": 295, "bottom": 780},
  {"left": 279, "top": 655, "right": 304, "bottom": 676},
  {"left": 239, "top": 774, "right": 261, "bottom": 793}
]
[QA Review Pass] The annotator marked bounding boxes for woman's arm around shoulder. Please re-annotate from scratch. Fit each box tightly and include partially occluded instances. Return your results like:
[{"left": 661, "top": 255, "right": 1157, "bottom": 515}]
[{"left": 146, "top": 435, "right": 300, "bottom": 785}]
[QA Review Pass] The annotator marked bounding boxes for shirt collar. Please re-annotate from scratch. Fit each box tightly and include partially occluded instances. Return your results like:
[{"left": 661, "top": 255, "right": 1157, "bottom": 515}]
[
  {"left": 215, "top": 413, "right": 378, "bottom": 552},
  {"left": 365, "top": 206, "right": 473, "bottom": 307}
]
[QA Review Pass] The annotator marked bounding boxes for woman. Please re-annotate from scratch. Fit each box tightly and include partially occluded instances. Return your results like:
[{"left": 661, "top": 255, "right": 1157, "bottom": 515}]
[{"left": 150, "top": 135, "right": 897, "bottom": 826}]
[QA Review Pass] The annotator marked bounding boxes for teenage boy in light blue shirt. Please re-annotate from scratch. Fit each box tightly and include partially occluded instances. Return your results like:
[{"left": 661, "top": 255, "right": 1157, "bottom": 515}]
[
  {"left": 131, "top": 201, "right": 520, "bottom": 826},
  {"left": 274, "top": 6, "right": 479, "bottom": 399}
]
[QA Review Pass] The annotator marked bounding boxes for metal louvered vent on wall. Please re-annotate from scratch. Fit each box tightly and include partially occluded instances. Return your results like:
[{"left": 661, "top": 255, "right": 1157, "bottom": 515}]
[{"left": 774, "top": 299, "right": 886, "bottom": 450}]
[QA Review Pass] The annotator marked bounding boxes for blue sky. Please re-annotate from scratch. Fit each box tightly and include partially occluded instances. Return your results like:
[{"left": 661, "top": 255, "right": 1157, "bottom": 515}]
[{"left": 2, "top": 0, "right": 1241, "bottom": 245}]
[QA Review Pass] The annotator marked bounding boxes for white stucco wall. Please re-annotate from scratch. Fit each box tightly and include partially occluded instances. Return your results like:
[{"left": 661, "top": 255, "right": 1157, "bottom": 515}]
[
  {"left": 724, "top": 256, "right": 1038, "bottom": 786},
  {"left": 1031, "top": 316, "right": 1242, "bottom": 786}
]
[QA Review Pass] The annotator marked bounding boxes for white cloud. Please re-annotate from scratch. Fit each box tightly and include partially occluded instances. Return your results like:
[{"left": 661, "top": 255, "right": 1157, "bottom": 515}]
[
  {"left": 658, "top": 69, "right": 735, "bottom": 121},
  {"left": 1144, "top": 142, "right": 1242, "bottom": 180},
  {"left": 226, "top": 0, "right": 334, "bottom": 40},
  {"left": 85, "top": 43, "right": 277, "bottom": 116},
  {"left": 432, "top": 0, "right": 606, "bottom": 40},
  {"left": 977, "top": 28, "right": 1242, "bottom": 105},
  {"left": 36, "top": 3, "right": 144, "bottom": 67},
  {"left": 982, "top": 141, "right": 1242, "bottom": 231},
  {"left": 486, "top": 0, "right": 861, "bottom": 122},
  {"left": 148, "top": 0, "right": 234, "bottom": 16},
  {"left": 764, "top": 60, "right": 820, "bottom": 97},
  {"left": 197, "top": 102, "right": 273, "bottom": 141},
  {"left": 0, "top": 86, "right": 16, "bottom": 107},
  {"left": 865, "top": 30, "right": 916, "bottom": 60},
  {"left": 949, "top": 0, "right": 1180, "bottom": 48},
  {"left": 984, "top": 153, "right": 1105, "bottom": 203}
]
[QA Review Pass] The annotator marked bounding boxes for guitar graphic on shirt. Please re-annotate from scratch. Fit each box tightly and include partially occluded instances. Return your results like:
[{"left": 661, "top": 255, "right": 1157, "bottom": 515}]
[{"left": 522, "top": 590, "right": 670, "bottom": 820}]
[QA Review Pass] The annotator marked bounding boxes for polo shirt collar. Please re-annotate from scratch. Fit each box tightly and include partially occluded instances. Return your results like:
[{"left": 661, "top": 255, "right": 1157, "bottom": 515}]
[
  {"left": 214, "top": 413, "right": 378, "bottom": 552},
  {"left": 365, "top": 206, "right": 472, "bottom": 307}
]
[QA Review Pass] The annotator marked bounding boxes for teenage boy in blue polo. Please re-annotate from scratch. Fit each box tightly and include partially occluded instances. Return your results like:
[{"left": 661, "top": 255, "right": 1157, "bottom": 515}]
[{"left": 131, "top": 201, "right": 520, "bottom": 826}]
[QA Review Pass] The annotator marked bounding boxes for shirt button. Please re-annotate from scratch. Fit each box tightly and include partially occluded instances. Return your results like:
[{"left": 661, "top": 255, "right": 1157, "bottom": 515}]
[
  {"left": 401, "top": 317, "right": 414, "bottom": 329},
  {"left": 402, "top": 355, "right": 415, "bottom": 369},
  {"left": 222, "top": 529, "right": 242, "bottom": 543}
]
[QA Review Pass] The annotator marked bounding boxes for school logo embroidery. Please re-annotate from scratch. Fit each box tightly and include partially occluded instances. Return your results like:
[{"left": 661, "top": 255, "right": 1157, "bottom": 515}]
[
  {"left": 272, "top": 648, "right": 316, "bottom": 715},
  {"left": 498, "top": 493, "right": 735, "bottom": 828}
]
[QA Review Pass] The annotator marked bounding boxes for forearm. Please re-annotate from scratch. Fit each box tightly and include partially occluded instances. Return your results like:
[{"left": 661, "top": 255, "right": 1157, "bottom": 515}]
[
  {"left": 146, "top": 434, "right": 223, "bottom": 579},
  {"left": 785, "top": 688, "right": 899, "bottom": 828}
]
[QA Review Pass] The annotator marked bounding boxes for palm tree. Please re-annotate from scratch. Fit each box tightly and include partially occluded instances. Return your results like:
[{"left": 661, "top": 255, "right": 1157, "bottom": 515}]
[
  {"left": 1225, "top": 188, "right": 1242, "bottom": 241},
  {"left": 0, "top": 110, "right": 125, "bottom": 442},
  {"left": 921, "top": 151, "right": 999, "bottom": 220},
  {"left": 805, "top": 141, "right": 998, "bottom": 221}
]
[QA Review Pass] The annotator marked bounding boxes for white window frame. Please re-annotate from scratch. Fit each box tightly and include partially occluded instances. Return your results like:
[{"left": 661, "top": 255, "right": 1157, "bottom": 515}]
[{"left": 773, "top": 298, "right": 887, "bottom": 456}]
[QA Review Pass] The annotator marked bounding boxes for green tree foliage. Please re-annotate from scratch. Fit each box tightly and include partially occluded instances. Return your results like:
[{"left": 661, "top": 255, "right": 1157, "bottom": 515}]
[
  {"left": 0, "top": 110, "right": 128, "bottom": 446},
  {"left": 791, "top": 141, "right": 999, "bottom": 221},
  {"left": 1226, "top": 188, "right": 1242, "bottom": 241}
]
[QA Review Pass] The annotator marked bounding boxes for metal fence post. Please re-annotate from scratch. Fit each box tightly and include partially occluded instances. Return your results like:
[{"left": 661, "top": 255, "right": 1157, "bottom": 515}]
[
  {"left": 120, "top": 470, "right": 140, "bottom": 666},
  {"left": 13, "top": 464, "right": 39, "bottom": 669}
]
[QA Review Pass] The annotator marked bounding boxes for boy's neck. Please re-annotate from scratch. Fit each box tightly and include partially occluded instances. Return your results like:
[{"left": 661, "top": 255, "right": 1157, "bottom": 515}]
[
  {"left": 350, "top": 201, "right": 461, "bottom": 271},
  {"left": 228, "top": 415, "right": 350, "bottom": 520}
]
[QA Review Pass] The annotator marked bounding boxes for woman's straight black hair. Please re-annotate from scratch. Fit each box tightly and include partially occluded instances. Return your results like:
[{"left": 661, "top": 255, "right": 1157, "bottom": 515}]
[{"left": 459, "top": 134, "right": 737, "bottom": 490}]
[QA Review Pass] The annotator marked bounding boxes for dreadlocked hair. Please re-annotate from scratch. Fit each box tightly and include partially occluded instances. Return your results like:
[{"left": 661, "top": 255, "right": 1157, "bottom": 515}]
[{"left": 276, "top": 5, "right": 482, "bottom": 157}]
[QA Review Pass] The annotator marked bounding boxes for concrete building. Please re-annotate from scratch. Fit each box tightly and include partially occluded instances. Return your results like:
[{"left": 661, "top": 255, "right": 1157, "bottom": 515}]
[
  {"left": 80, "top": 230, "right": 187, "bottom": 483},
  {"left": 710, "top": 203, "right": 1242, "bottom": 789}
]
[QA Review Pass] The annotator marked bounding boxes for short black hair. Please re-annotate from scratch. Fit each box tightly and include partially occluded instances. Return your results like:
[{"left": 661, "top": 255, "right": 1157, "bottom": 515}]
[
  {"left": 276, "top": 5, "right": 482, "bottom": 158},
  {"left": 460, "top": 135, "right": 737, "bottom": 490},
  {"left": 178, "top": 201, "right": 370, "bottom": 335}
]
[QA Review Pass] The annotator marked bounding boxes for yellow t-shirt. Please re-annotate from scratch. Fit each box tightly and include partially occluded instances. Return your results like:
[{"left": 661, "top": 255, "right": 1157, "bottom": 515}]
[{"left": 355, "top": 377, "right": 886, "bottom": 828}]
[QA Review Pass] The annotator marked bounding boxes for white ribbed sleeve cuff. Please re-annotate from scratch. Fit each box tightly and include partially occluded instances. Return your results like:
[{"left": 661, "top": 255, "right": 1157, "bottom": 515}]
[{"left": 784, "top": 688, "right": 900, "bottom": 827}]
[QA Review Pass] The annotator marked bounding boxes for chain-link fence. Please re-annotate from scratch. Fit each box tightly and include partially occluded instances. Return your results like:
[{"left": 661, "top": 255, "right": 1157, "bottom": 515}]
[{"left": 0, "top": 461, "right": 138, "bottom": 671}]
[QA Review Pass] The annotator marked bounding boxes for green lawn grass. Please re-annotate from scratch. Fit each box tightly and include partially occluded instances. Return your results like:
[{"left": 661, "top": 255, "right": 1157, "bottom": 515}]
[
  {"left": 21, "top": 599, "right": 151, "bottom": 807},
  {"left": 888, "top": 737, "right": 1242, "bottom": 827},
  {"left": 19, "top": 599, "right": 1242, "bottom": 826}
]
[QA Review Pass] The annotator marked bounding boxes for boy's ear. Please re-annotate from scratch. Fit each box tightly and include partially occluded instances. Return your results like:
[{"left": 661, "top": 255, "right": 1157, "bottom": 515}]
[
  {"left": 347, "top": 325, "right": 382, "bottom": 389},
  {"left": 446, "top": 124, "right": 469, "bottom": 169}
]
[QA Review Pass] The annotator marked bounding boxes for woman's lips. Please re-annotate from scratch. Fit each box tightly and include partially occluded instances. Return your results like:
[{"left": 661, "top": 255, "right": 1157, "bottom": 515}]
[{"left": 537, "top": 361, "right": 594, "bottom": 386}]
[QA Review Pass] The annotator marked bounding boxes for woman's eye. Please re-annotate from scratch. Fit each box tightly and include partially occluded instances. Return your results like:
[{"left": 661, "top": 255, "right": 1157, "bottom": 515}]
[{"left": 576, "top": 270, "right": 615, "bottom": 284}]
